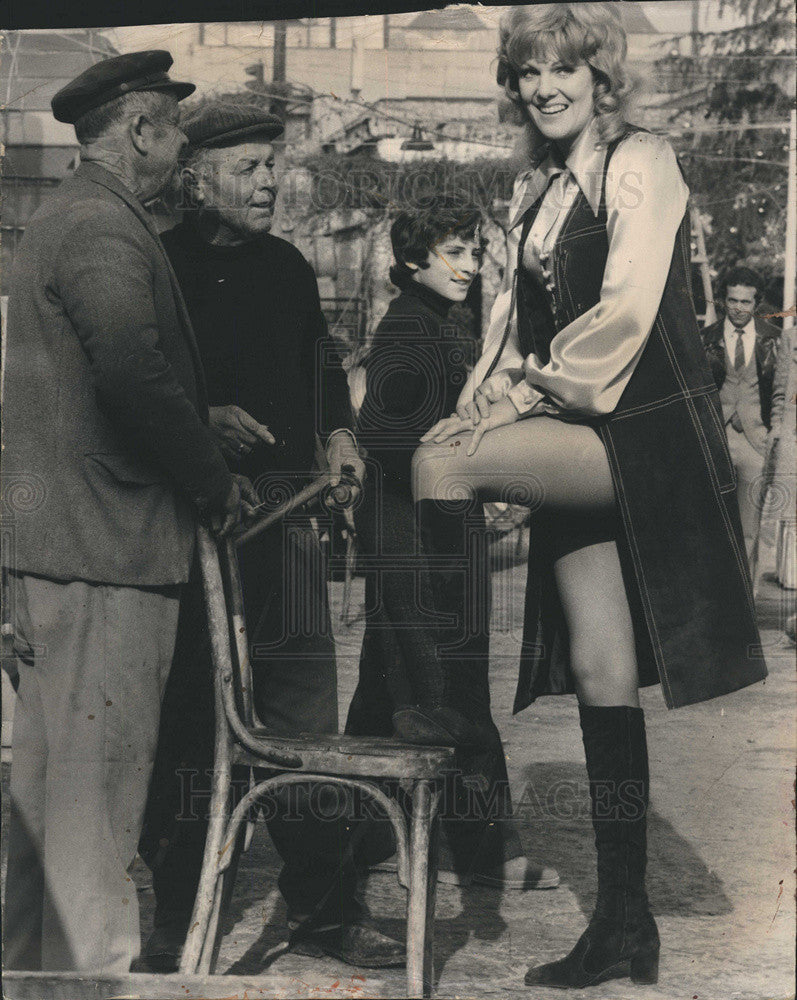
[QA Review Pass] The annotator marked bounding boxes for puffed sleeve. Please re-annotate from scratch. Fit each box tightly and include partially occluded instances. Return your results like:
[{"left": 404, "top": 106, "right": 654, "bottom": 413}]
[{"left": 506, "top": 133, "right": 690, "bottom": 418}]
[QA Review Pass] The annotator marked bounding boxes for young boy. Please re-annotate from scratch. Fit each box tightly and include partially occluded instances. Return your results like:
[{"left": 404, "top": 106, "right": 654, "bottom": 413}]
[{"left": 347, "top": 202, "right": 558, "bottom": 889}]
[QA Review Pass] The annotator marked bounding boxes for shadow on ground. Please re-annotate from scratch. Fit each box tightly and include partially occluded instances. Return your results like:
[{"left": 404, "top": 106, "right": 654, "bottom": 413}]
[{"left": 515, "top": 761, "right": 732, "bottom": 920}]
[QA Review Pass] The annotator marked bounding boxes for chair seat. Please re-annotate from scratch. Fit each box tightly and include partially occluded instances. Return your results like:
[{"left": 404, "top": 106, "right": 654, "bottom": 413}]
[{"left": 234, "top": 728, "right": 458, "bottom": 779}]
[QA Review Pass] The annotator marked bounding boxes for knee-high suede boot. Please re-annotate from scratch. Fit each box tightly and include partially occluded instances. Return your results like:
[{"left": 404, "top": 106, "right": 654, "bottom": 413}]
[{"left": 525, "top": 705, "right": 659, "bottom": 988}]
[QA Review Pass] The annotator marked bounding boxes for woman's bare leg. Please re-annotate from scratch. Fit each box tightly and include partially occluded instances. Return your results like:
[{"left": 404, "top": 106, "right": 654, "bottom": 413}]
[
  {"left": 411, "top": 418, "right": 616, "bottom": 513},
  {"left": 412, "top": 418, "right": 638, "bottom": 703},
  {"left": 553, "top": 540, "right": 640, "bottom": 707}
]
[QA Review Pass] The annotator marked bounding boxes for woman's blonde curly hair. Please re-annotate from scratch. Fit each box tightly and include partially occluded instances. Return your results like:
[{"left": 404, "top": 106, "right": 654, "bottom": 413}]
[{"left": 497, "top": 3, "right": 635, "bottom": 159}]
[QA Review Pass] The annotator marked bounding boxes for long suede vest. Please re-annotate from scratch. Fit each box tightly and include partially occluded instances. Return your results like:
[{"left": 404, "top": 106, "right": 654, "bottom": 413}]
[{"left": 513, "top": 127, "right": 766, "bottom": 712}]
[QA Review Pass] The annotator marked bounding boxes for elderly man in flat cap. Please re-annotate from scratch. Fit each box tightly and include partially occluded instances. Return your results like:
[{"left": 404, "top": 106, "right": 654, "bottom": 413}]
[
  {"left": 2, "top": 53, "right": 253, "bottom": 975},
  {"left": 136, "top": 102, "right": 401, "bottom": 971}
]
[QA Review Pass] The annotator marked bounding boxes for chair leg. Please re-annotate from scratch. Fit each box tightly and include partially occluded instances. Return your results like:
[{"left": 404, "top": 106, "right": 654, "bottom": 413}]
[
  {"left": 198, "top": 876, "right": 225, "bottom": 974},
  {"left": 202, "top": 824, "right": 247, "bottom": 973},
  {"left": 180, "top": 783, "right": 228, "bottom": 974},
  {"left": 406, "top": 780, "right": 439, "bottom": 999},
  {"left": 179, "top": 684, "right": 233, "bottom": 973}
]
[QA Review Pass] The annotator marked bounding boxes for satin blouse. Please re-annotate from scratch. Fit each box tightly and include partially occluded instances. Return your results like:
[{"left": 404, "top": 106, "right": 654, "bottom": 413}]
[{"left": 460, "top": 117, "right": 690, "bottom": 418}]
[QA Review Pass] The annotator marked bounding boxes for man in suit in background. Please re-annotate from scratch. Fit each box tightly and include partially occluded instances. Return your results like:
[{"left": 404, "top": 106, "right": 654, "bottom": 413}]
[
  {"left": 1, "top": 52, "right": 250, "bottom": 975},
  {"left": 702, "top": 265, "right": 781, "bottom": 555}
]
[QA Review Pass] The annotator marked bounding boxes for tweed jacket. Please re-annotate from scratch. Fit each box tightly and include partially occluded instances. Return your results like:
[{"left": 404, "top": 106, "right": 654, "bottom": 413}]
[
  {"left": 2, "top": 162, "right": 232, "bottom": 586},
  {"left": 700, "top": 316, "right": 781, "bottom": 430}
]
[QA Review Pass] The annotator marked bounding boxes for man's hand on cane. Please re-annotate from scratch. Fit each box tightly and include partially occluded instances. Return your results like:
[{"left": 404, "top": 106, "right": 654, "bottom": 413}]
[
  {"left": 325, "top": 431, "right": 366, "bottom": 505},
  {"left": 211, "top": 474, "right": 259, "bottom": 538}
]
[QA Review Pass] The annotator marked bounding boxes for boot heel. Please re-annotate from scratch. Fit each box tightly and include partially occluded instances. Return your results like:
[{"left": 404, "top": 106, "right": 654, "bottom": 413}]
[{"left": 630, "top": 946, "right": 659, "bottom": 984}]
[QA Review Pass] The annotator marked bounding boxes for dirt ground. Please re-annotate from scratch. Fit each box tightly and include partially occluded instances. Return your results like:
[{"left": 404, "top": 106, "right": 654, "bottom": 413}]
[{"left": 2, "top": 529, "right": 795, "bottom": 999}]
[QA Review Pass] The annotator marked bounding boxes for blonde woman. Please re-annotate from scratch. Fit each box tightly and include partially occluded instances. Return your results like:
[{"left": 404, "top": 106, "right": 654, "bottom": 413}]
[{"left": 414, "top": 3, "right": 765, "bottom": 988}]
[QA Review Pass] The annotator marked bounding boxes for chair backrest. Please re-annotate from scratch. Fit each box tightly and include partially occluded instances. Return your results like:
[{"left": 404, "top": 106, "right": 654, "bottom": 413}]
[
  {"left": 195, "top": 524, "right": 258, "bottom": 730},
  {"left": 197, "top": 524, "right": 305, "bottom": 770},
  {"left": 219, "top": 537, "right": 259, "bottom": 730}
]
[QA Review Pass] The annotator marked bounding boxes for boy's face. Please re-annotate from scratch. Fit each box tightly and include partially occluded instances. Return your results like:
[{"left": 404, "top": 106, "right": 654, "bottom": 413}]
[{"left": 411, "top": 233, "right": 483, "bottom": 302}]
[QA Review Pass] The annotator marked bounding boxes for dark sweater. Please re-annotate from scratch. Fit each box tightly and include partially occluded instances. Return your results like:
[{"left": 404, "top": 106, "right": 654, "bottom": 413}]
[
  {"left": 356, "top": 281, "right": 473, "bottom": 495},
  {"left": 161, "top": 222, "right": 353, "bottom": 478}
]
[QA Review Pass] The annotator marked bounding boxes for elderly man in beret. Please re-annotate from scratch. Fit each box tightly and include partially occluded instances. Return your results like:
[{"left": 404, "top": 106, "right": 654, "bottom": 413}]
[
  {"left": 2, "top": 53, "right": 253, "bottom": 974},
  {"left": 136, "top": 102, "right": 401, "bottom": 971}
]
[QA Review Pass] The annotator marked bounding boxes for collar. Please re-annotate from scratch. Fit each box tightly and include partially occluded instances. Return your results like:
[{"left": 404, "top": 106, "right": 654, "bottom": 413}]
[
  {"left": 172, "top": 219, "right": 266, "bottom": 259},
  {"left": 74, "top": 160, "right": 145, "bottom": 210},
  {"left": 723, "top": 316, "right": 756, "bottom": 340},
  {"left": 509, "top": 117, "right": 607, "bottom": 230},
  {"left": 400, "top": 279, "right": 454, "bottom": 318}
]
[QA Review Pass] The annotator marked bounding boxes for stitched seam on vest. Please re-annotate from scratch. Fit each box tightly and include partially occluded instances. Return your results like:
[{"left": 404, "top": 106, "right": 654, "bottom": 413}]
[
  {"left": 678, "top": 220, "right": 693, "bottom": 299},
  {"left": 687, "top": 393, "right": 758, "bottom": 608},
  {"left": 644, "top": 312, "right": 757, "bottom": 621},
  {"left": 556, "top": 247, "right": 578, "bottom": 319},
  {"left": 601, "top": 429, "right": 673, "bottom": 706},
  {"left": 557, "top": 223, "right": 606, "bottom": 245},
  {"left": 612, "top": 383, "right": 718, "bottom": 419},
  {"left": 677, "top": 387, "right": 757, "bottom": 606},
  {"left": 656, "top": 316, "right": 742, "bottom": 497}
]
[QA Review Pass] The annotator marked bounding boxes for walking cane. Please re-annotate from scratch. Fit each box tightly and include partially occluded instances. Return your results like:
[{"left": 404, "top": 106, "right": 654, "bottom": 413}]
[{"left": 235, "top": 468, "right": 360, "bottom": 549}]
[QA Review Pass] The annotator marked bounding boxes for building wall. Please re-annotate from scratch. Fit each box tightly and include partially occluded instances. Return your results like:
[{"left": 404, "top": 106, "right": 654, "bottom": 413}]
[{"left": 175, "top": 40, "right": 504, "bottom": 104}]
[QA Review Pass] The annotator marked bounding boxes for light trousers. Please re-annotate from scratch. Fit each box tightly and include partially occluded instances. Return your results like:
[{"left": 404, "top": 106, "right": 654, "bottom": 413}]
[
  {"left": 3, "top": 571, "right": 181, "bottom": 974},
  {"left": 726, "top": 426, "right": 766, "bottom": 556}
]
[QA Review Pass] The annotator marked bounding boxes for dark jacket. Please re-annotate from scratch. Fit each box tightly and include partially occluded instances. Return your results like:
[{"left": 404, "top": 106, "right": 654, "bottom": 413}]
[
  {"left": 161, "top": 222, "right": 353, "bottom": 480},
  {"left": 700, "top": 316, "right": 781, "bottom": 429},
  {"left": 356, "top": 281, "right": 475, "bottom": 494},
  {"left": 514, "top": 128, "right": 765, "bottom": 711},
  {"left": 2, "top": 162, "right": 231, "bottom": 586}
]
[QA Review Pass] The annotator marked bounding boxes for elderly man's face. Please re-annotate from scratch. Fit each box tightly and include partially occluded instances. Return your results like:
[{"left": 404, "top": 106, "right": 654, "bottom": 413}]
[{"left": 194, "top": 140, "right": 278, "bottom": 243}]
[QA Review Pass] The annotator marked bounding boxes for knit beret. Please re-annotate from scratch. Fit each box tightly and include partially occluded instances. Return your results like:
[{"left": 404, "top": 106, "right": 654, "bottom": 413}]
[
  {"left": 181, "top": 102, "right": 285, "bottom": 149},
  {"left": 52, "top": 50, "right": 194, "bottom": 125}
]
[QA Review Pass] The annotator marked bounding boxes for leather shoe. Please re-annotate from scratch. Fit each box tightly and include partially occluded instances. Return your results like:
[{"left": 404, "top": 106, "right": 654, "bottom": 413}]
[
  {"left": 142, "top": 921, "right": 186, "bottom": 972},
  {"left": 291, "top": 921, "right": 406, "bottom": 969}
]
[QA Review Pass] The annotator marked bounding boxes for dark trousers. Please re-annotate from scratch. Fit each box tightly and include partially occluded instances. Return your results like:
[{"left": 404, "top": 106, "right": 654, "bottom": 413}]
[
  {"left": 345, "top": 486, "right": 523, "bottom": 875},
  {"left": 139, "top": 518, "right": 356, "bottom": 929}
]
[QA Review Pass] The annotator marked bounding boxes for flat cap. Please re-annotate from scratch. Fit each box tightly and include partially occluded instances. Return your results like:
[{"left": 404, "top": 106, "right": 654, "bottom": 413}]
[
  {"left": 182, "top": 102, "right": 285, "bottom": 149},
  {"left": 52, "top": 50, "right": 195, "bottom": 125}
]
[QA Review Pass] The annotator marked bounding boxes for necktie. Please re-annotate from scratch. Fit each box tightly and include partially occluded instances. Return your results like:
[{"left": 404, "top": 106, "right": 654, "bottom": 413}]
[{"left": 734, "top": 330, "right": 746, "bottom": 370}]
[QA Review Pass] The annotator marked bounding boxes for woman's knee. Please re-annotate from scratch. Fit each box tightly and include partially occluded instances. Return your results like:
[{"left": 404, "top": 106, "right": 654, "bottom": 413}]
[
  {"left": 568, "top": 643, "right": 607, "bottom": 693},
  {"left": 568, "top": 638, "right": 639, "bottom": 704},
  {"left": 411, "top": 440, "right": 474, "bottom": 501}
]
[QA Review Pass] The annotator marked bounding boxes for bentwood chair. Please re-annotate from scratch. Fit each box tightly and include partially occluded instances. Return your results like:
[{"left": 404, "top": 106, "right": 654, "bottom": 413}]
[{"left": 179, "top": 513, "right": 459, "bottom": 998}]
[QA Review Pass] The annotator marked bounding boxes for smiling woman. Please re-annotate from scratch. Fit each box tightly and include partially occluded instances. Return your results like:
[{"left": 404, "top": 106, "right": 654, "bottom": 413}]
[
  {"left": 411, "top": 1, "right": 767, "bottom": 990},
  {"left": 497, "top": 1, "right": 633, "bottom": 152}
]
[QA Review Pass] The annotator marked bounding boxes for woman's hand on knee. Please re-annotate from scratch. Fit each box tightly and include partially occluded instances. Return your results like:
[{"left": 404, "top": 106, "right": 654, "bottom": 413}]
[
  {"left": 455, "top": 373, "right": 515, "bottom": 424},
  {"left": 466, "top": 397, "right": 519, "bottom": 455},
  {"left": 421, "top": 412, "right": 474, "bottom": 443},
  {"left": 421, "top": 397, "right": 520, "bottom": 455}
]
